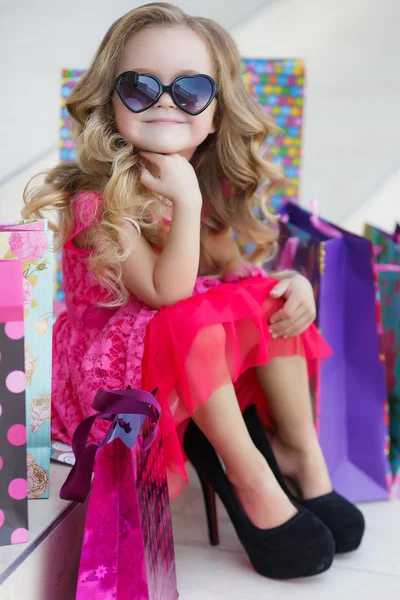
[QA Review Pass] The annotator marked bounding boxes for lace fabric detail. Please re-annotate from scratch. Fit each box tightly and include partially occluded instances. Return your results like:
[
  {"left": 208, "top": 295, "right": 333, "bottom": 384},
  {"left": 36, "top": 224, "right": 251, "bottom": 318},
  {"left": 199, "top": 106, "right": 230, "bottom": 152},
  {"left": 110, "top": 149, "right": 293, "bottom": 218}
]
[{"left": 52, "top": 190, "right": 231, "bottom": 444}]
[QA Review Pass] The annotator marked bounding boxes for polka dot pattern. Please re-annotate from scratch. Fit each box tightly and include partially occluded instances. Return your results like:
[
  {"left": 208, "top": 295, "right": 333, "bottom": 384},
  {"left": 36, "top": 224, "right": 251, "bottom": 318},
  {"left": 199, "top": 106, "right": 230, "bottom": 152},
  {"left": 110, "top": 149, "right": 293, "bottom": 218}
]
[
  {"left": 7, "top": 424, "right": 27, "bottom": 446},
  {"left": 11, "top": 528, "right": 29, "bottom": 544},
  {"left": 5, "top": 321, "right": 24, "bottom": 340},
  {"left": 5, "top": 370, "right": 26, "bottom": 394},
  {"left": 8, "top": 478, "right": 28, "bottom": 501},
  {"left": 0, "top": 315, "right": 29, "bottom": 546},
  {"left": 241, "top": 59, "right": 305, "bottom": 211}
]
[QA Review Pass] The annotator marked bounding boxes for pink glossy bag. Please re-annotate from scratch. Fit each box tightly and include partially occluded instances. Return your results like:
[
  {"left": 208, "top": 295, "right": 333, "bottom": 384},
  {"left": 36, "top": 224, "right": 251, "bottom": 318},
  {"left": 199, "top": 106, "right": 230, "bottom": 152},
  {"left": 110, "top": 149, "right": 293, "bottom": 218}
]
[{"left": 60, "top": 388, "right": 179, "bottom": 600}]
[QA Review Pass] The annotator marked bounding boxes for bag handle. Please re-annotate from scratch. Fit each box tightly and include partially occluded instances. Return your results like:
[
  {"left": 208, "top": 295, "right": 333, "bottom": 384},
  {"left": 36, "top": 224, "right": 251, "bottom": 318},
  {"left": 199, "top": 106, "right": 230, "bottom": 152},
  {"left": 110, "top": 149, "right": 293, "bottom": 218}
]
[
  {"left": 60, "top": 388, "right": 161, "bottom": 503},
  {"left": 375, "top": 264, "right": 400, "bottom": 273},
  {"left": 278, "top": 237, "right": 300, "bottom": 270},
  {"left": 373, "top": 245, "right": 400, "bottom": 272},
  {"left": 310, "top": 199, "right": 343, "bottom": 239}
]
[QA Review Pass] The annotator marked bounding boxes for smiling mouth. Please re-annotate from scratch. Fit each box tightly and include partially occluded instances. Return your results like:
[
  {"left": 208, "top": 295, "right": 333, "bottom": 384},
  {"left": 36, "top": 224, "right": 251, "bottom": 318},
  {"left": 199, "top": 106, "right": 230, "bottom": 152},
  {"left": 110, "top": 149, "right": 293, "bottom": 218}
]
[{"left": 145, "top": 120, "right": 185, "bottom": 124}]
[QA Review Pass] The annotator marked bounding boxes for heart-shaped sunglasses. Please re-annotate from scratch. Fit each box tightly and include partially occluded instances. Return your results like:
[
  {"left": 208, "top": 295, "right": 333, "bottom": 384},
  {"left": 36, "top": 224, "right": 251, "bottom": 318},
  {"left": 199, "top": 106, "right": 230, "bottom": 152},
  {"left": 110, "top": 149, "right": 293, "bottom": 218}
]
[{"left": 114, "top": 71, "right": 218, "bottom": 116}]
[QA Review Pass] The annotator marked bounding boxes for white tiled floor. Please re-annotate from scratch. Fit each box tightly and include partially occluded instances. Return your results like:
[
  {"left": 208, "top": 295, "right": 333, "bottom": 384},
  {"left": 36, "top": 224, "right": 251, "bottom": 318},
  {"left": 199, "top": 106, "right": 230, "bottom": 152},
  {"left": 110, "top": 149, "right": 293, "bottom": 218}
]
[
  {"left": 171, "top": 465, "right": 400, "bottom": 599},
  {"left": 2, "top": 462, "right": 399, "bottom": 599}
]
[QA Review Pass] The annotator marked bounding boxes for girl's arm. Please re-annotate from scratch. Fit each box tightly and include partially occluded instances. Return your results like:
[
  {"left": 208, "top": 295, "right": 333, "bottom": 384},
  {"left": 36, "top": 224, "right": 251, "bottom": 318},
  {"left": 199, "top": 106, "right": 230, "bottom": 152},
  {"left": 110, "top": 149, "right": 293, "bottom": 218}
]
[
  {"left": 203, "top": 227, "right": 316, "bottom": 338},
  {"left": 120, "top": 152, "right": 203, "bottom": 309},
  {"left": 120, "top": 202, "right": 201, "bottom": 309},
  {"left": 203, "top": 226, "right": 297, "bottom": 280},
  {"left": 202, "top": 227, "right": 247, "bottom": 276}
]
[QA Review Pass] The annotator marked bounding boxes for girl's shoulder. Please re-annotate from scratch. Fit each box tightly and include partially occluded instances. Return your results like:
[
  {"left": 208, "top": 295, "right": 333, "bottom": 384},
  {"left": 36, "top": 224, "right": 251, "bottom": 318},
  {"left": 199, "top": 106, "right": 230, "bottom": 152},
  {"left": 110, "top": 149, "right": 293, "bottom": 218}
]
[
  {"left": 71, "top": 190, "right": 104, "bottom": 232},
  {"left": 72, "top": 189, "right": 103, "bottom": 221},
  {"left": 65, "top": 190, "right": 104, "bottom": 249}
]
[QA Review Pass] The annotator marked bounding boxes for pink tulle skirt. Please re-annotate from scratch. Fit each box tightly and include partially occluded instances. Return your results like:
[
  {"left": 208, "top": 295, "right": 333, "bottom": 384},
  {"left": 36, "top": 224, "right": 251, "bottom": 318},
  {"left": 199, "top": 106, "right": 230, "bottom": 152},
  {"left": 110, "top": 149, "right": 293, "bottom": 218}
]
[{"left": 141, "top": 276, "right": 332, "bottom": 499}]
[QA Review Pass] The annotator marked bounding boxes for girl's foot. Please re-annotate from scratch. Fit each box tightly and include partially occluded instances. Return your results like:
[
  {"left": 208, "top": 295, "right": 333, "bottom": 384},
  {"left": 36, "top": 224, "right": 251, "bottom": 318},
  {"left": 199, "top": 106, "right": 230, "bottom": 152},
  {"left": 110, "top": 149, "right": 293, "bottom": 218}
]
[
  {"left": 226, "top": 449, "right": 297, "bottom": 529},
  {"left": 243, "top": 407, "right": 365, "bottom": 554},
  {"left": 184, "top": 418, "right": 335, "bottom": 578},
  {"left": 266, "top": 430, "right": 333, "bottom": 500}
]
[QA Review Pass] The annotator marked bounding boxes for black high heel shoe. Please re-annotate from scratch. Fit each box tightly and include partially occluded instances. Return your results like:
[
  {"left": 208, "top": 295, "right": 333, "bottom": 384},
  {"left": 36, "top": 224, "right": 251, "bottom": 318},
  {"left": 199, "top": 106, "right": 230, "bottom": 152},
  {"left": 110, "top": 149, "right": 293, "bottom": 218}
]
[
  {"left": 183, "top": 419, "right": 335, "bottom": 580},
  {"left": 243, "top": 405, "right": 365, "bottom": 554}
]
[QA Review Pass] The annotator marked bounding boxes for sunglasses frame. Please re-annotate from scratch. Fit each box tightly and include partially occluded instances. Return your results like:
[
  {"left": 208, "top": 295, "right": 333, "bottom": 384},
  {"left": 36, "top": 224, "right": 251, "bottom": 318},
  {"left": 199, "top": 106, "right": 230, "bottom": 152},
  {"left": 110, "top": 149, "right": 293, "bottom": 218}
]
[{"left": 114, "top": 71, "right": 218, "bottom": 116}]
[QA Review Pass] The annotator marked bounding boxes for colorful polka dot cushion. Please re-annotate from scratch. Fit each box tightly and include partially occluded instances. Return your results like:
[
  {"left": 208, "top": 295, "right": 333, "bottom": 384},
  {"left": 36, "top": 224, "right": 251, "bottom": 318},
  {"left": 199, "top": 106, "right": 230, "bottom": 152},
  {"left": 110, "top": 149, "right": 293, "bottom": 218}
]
[{"left": 241, "top": 59, "right": 304, "bottom": 210}]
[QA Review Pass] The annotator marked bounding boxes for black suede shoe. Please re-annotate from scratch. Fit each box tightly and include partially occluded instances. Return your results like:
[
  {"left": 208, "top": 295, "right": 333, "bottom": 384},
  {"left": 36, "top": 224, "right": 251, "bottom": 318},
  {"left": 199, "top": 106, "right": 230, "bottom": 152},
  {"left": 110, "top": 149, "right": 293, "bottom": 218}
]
[
  {"left": 243, "top": 405, "right": 365, "bottom": 553},
  {"left": 184, "top": 419, "right": 335, "bottom": 579}
]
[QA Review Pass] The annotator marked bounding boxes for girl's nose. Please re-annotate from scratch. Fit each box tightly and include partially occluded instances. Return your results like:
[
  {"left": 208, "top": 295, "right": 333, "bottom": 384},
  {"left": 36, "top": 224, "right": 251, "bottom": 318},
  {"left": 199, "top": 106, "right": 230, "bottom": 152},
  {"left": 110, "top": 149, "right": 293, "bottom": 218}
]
[{"left": 155, "top": 91, "right": 176, "bottom": 109}]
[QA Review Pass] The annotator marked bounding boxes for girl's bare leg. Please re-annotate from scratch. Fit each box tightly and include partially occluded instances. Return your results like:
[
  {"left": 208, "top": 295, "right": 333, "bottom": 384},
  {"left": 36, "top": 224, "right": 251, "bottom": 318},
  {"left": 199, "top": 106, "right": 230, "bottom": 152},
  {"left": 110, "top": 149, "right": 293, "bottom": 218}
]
[
  {"left": 192, "top": 382, "right": 297, "bottom": 529},
  {"left": 256, "top": 356, "right": 332, "bottom": 499}
]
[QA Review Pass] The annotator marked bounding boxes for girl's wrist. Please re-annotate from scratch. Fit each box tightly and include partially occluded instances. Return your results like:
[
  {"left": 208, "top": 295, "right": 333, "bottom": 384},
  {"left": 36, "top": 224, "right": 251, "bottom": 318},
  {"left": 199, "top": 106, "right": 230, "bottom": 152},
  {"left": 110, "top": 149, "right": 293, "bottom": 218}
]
[
  {"left": 268, "top": 269, "right": 298, "bottom": 280},
  {"left": 171, "top": 190, "right": 202, "bottom": 208},
  {"left": 221, "top": 261, "right": 268, "bottom": 283}
]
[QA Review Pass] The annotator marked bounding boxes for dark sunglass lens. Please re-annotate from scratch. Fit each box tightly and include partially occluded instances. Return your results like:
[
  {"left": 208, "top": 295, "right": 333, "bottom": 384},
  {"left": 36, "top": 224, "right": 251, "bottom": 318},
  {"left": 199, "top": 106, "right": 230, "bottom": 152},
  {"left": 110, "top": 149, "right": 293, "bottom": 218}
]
[
  {"left": 174, "top": 76, "right": 214, "bottom": 114},
  {"left": 119, "top": 73, "right": 160, "bottom": 111}
]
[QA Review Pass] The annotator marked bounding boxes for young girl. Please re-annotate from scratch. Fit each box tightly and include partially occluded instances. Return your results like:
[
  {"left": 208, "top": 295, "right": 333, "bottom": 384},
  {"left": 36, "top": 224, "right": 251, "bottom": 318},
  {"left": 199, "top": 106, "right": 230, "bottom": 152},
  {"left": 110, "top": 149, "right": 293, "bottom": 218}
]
[{"left": 23, "top": 2, "right": 364, "bottom": 581}]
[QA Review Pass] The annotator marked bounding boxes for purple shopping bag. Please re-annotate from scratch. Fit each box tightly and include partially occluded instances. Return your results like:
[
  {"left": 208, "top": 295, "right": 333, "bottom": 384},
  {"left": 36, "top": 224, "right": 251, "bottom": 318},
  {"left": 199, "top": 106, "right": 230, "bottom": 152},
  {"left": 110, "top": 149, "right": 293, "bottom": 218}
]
[
  {"left": 276, "top": 203, "right": 390, "bottom": 503},
  {"left": 0, "top": 261, "right": 29, "bottom": 546},
  {"left": 61, "top": 388, "right": 179, "bottom": 600}
]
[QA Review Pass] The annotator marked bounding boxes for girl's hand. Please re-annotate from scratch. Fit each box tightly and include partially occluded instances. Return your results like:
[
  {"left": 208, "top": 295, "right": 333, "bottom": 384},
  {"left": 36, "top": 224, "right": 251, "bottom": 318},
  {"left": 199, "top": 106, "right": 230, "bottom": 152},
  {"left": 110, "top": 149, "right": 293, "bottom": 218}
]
[
  {"left": 269, "top": 274, "right": 316, "bottom": 338},
  {"left": 139, "top": 151, "right": 202, "bottom": 208}
]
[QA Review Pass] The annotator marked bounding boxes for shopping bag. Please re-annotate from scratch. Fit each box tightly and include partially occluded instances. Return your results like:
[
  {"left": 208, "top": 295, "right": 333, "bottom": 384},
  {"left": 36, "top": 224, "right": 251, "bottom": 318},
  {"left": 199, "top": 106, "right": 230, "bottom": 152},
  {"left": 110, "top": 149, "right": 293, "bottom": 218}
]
[
  {"left": 276, "top": 202, "right": 390, "bottom": 502},
  {"left": 61, "top": 388, "right": 179, "bottom": 600},
  {"left": 365, "top": 224, "right": 400, "bottom": 496},
  {"left": 0, "top": 261, "right": 29, "bottom": 546},
  {"left": 0, "top": 220, "right": 53, "bottom": 498}
]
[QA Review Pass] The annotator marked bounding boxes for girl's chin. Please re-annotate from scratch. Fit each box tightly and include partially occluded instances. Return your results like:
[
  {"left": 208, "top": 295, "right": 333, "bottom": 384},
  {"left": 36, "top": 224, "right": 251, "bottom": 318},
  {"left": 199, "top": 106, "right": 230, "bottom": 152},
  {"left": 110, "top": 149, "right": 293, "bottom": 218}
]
[{"left": 133, "top": 142, "right": 194, "bottom": 157}]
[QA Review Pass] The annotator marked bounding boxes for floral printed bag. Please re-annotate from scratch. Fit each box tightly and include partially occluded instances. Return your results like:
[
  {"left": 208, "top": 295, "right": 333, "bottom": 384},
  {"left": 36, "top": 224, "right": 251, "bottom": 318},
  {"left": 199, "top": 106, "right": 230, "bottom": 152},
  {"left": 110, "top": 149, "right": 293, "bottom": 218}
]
[
  {"left": 365, "top": 224, "right": 400, "bottom": 496},
  {"left": 0, "top": 220, "right": 53, "bottom": 499}
]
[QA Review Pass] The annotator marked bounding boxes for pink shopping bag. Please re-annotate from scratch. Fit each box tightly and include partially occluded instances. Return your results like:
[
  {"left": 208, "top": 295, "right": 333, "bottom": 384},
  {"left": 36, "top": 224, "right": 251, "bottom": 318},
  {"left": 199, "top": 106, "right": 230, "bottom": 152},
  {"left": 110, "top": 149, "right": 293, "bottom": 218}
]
[{"left": 60, "top": 388, "right": 179, "bottom": 600}]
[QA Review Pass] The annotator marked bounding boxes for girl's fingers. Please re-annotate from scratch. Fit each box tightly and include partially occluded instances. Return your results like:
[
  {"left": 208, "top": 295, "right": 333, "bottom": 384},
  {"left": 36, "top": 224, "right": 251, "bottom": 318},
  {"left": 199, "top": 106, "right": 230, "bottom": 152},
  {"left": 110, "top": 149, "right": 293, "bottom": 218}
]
[
  {"left": 139, "top": 150, "right": 164, "bottom": 166},
  {"left": 269, "top": 279, "right": 290, "bottom": 299},
  {"left": 269, "top": 293, "right": 300, "bottom": 325},
  {"left": 140, "top": 168, "right": 158, "bottom": 188},
  {"left": 270, "top": 307, "right": 309, "bottom": 337},
  {"left": 289, "top": 316, "right": 313, "bottom": 337},
  {"left": 139, "top": 155, "right": 161, "bottom": 179},
  {"left": 271, "top": 315, "right": 312, "bottom": 339},
  {"left": 140, "top": 167, "right": 151, "bottom": 179},
  {"left": 270, "top": 304, "right": 304, "bottom": 331}
]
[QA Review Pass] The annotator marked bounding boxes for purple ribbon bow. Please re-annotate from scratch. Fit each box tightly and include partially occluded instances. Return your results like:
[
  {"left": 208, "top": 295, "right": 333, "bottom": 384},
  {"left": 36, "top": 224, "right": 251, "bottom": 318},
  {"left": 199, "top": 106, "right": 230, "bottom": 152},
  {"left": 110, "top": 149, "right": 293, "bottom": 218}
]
[{"left": 60, "top": 388, "right": 161, "bottom": 503}]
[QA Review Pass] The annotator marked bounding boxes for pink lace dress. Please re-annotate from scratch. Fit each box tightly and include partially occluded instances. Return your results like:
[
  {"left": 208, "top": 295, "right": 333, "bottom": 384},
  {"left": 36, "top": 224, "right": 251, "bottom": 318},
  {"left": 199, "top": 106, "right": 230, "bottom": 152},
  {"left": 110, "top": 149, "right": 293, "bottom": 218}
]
[{"left": 52, "top": 191, "right": 332, "bottom": 498}]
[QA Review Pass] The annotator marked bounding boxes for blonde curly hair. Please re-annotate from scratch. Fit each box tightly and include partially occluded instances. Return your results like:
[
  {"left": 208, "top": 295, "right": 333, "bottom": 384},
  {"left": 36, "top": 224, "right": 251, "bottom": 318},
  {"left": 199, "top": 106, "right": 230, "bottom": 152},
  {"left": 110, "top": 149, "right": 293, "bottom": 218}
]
[{"left": 22, "top": 2, "right": 284, "bottom": 307}]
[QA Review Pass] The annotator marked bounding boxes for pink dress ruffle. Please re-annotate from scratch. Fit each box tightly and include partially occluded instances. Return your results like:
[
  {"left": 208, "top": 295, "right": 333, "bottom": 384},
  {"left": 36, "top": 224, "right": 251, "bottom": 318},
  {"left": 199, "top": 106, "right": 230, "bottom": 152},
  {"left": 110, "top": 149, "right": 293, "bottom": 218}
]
[{"left": 52, "top": 191, "right": 332, "bottom": 499}]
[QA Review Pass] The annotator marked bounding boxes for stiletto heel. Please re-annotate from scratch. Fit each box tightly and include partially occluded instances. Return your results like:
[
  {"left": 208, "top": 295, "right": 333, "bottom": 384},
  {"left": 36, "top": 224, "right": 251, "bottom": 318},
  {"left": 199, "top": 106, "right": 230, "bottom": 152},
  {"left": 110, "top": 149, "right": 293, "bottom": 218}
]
[
  {"left": 199, "top": 476, "right": 220, "bottom": 546},
  {"left": 243, "top": 405, "right": 365, "bottom": 554},
  {"left": 184, "top": 419, "right": 335, "bottom": 579}
]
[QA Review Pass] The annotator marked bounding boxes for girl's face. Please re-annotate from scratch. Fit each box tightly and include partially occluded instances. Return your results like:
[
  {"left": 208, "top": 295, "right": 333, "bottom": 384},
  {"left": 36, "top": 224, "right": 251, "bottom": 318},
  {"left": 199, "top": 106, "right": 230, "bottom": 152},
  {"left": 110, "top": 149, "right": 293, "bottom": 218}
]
[{"left": 112, "top": 25, "right": 217, "bottom": 159}]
